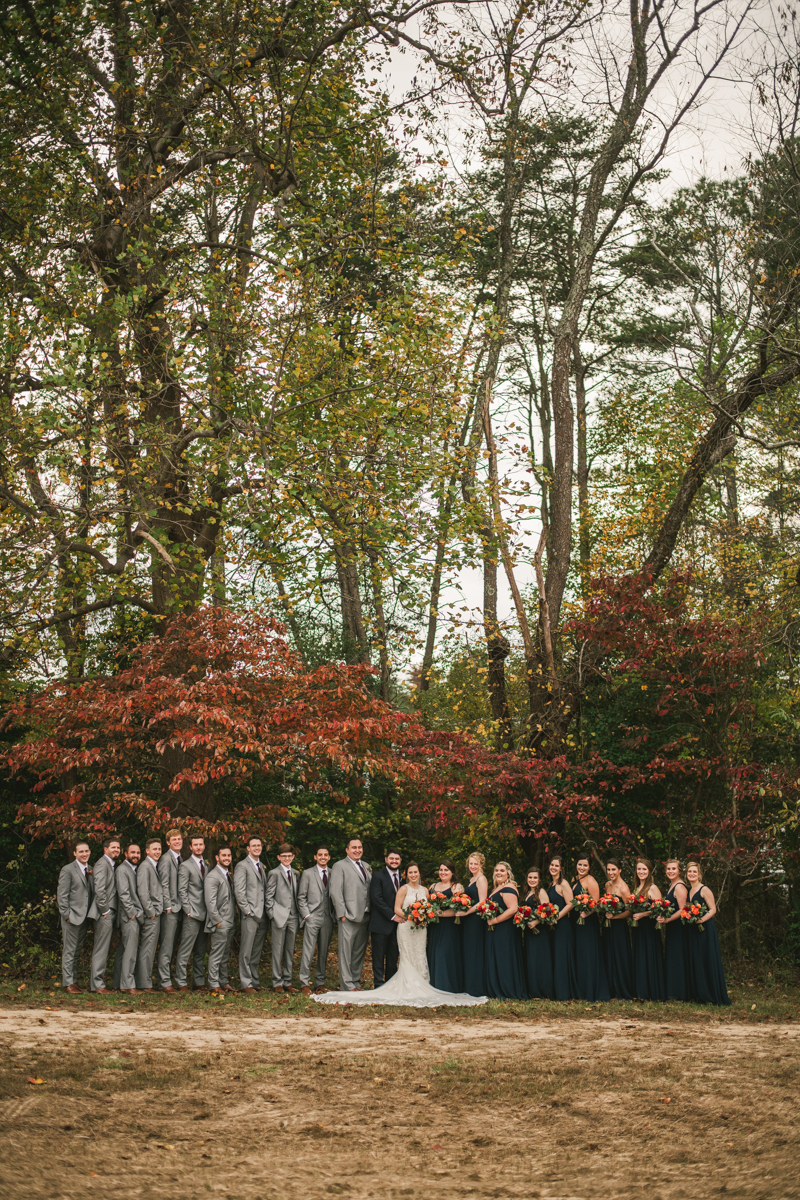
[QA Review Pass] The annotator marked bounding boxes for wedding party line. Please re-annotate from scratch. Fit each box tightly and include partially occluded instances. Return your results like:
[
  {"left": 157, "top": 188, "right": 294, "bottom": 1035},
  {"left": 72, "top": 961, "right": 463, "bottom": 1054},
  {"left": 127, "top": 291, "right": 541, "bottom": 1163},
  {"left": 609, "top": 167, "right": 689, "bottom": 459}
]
[{"left": 56, "top": 832, "right": 731, "bottom": 1007}]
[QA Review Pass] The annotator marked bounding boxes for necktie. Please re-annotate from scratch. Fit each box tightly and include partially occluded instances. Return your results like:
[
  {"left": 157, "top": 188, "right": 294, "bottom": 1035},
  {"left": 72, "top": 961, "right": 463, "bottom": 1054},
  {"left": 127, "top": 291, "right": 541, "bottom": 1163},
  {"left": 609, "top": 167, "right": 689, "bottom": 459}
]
[
  {"left": 257, "top": 861, "right": 262, "bottom": 877},
  {"left": 356, "top": 861, "right": 366, "bottom": 882},
  {"left": 392, "top": 873, "right": 398, "bottom": 891},
  {"left": 287, "top": 870, "right": 292, "bottom": 886},
  {"left": 322, "top": 870, "right": 328, "bottom": 888},
  {"left": 200, "top": 861, "right": 205, "bottom": 879}
]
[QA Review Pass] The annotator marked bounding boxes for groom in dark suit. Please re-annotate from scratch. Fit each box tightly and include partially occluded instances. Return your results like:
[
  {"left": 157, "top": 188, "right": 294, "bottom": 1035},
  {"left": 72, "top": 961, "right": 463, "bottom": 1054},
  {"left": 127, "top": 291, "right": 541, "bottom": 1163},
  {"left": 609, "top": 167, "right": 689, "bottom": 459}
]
[{"left": 369, "top": 849, "right": 403, "bottom": 987}]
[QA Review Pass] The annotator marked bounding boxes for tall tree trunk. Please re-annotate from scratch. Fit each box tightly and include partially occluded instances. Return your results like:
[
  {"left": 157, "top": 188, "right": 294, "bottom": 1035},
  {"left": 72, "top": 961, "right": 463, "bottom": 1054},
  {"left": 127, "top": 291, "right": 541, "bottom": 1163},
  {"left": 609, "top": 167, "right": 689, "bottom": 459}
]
[
  {"left": 574, "top": 341, "right": 591, "bottom": 594},
  {"left": 333, "top": 543, "right": 370, "bottom": 664},
  {"left": 366, "top": 547, "right": 391, "bottom": 700}
]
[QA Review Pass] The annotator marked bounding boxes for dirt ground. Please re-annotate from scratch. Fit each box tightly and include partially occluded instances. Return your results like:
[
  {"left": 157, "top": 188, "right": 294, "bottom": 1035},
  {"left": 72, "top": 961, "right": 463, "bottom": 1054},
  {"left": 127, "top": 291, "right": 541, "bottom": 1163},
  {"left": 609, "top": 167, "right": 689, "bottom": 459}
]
[{"left": 0, "top": 1007, "right": 796, "bottom": 1200}]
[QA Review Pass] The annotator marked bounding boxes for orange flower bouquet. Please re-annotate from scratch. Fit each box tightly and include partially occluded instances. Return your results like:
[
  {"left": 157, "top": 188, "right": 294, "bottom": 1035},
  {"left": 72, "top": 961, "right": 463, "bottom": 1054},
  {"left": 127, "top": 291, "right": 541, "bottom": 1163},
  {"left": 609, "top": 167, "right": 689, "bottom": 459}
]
[
  {"left": 476, "top": 898, "right": 501, "bottom": 931},
  {"left": 404, "top": 898, "right": 438, "bottom": 929},
  {"left": 597, "top": 893, "right": 627, "bottom": 923},
  {"left": 652, "top": 897, "right": 677, "bottom": 923},
  {"left": 443, "top": 891, "right": 473, "bottom": 924},
  {"left": 513, "top": 904, "right": 534, "bottom": 932},
  {"left": 628, "top": 892, "right": 655, "bottom": 930},
  {"left": 679, "top": 899, "right": 709, "bottom": 932},
  {"left": 570, "top": 894, "right": 597, "bottom": 925},
  {"left": 535, "top": 901, "right": 559, "bottom": 929}
]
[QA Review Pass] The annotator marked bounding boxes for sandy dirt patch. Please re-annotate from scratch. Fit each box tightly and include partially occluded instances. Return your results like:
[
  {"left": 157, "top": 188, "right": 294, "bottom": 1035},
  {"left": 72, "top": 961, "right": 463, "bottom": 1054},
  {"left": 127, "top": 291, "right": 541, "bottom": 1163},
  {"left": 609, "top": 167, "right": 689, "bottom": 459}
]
[{"left": 0, "top": 1009, "right": 796, "bottom": 1199}]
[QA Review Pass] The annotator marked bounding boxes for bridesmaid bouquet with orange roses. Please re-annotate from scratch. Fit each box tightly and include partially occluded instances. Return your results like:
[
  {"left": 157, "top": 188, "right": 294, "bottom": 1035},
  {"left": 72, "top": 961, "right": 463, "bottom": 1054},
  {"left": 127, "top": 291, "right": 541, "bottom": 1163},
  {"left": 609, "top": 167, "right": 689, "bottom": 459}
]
[
  {"left": 427, "top": 891, "right": 450, "bottom": 918},
  {"left": 534, "top": 901, "right": 559, "bottom": 928},
  {"left": 513, "top": 904, "right": 534, "bottom": 932},
  {"left": 476, "top": 898, "right": 501, "bottom": 930},
  {"left": 443, "top": 892, "right": 473, "bottom": 924},
  {"left": 680, "top": 899, "right": 709, "bottom": 932},
  {"left": 628, "top": 892, "right": 655, "bottom": 929},
  {"left": 597, "top": 893, "right": 627, "bottom": 923},
  {"left": 570, "top": 894, "right": 597, "bottom": 925},
  {"left": 652, "top": 897, "right": 677, "bottom": 923}
]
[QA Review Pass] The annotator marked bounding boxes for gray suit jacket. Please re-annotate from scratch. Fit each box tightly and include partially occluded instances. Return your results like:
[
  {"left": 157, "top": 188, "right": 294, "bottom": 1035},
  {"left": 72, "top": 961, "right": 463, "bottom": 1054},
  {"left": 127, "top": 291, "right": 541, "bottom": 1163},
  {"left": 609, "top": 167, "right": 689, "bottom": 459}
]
[
  {"left": 57, "top": 860, "right": 98, "bottom": 924},
  {"left": 178, "top": 857, "right": 208, "bottom": 921},
  {"left": 298, "top": 866, "right": 334, "bottom": 926},
  {"left": 158, "top": 849, "right": 182, "bottom": 913},
  {"left": 116, "top": 861, "right": 144, "bottom": 926},
  {"left": 265, "top": 866, "right": 299, "bottom": 930},
  {"left": 329, "top": 856, "right": 372, "bottom": 923},
  {"left": 137, "top": 857, "right": 164, "bottom": 919},
  {"left": 92, "top": 854, "right": 118, "bottom": 915},
  {"left": 204, "top": 867, "right": 236, "bottom": 932},
  {"left": 233, "top": 856, "right": 267, "bottom": 919}
]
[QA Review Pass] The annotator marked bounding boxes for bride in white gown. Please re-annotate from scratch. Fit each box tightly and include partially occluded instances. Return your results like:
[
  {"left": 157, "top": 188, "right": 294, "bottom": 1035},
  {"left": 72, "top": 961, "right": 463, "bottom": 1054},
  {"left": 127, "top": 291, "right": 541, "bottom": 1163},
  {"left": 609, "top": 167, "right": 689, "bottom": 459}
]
[{"left": 312, "top": 861, "right": 487, "bottom": 1007}]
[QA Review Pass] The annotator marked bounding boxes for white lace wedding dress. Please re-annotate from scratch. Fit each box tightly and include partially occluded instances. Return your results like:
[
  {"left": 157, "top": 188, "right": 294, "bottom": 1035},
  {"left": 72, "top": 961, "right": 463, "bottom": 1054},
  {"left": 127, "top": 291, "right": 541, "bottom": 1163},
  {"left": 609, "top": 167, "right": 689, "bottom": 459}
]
[{"left": 312, "top": 885, "right": 487, "bottom": 1008}]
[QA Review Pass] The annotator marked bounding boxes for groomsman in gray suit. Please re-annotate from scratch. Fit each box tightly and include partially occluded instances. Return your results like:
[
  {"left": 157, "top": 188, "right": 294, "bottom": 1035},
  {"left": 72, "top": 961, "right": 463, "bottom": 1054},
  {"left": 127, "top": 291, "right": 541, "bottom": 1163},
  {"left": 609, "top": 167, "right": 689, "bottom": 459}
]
[
  {"left": 297, "top": 845, "right": 334, "bottom": 995},
  {"left": 57, "top": 841, "right": 98, "bottom": 993},
  {"left": 113, "top": 844, "right": 144, "bottom": 994},
  {"left": 156, "top": 828, "right": 184, "bottom": 992},
  {"left": 233, "top": 835, "right": 269, "bottom": 994},
  {"left": 134, "top": 838, "right": 163, "bottom": 990},
  {"left": 265, "top": 844, "right": 300, "bottom": 993},
  {"left": 90, "top": 835, "right": 120, "bottom": 993},
  {"left": 204, "top": 846, "right": 236, "bottom": 992},
  {"left": 175, "top": 835, "right": 208, "bottom": 991},
  {"left": 329, "top": 836, "right": 372, "bottom": 991}
]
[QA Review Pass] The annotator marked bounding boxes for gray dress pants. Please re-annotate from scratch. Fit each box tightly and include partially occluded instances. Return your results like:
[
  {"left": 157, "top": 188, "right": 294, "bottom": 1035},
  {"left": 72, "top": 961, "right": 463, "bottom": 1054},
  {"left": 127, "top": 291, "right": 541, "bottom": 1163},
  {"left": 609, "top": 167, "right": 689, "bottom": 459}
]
[
  {"left": 336, "top": 917, "right": 369, "bottom": 990},
  {"left": 270, "top": 918, "right": 298, "bottom": 987},
  {"left": 299, "top": 917, "right": 333, "bottom": 987},
  {"left": 175, "top": 916, "right": 206, "bottom": 987},
  {"left": 113, "top": 917, "right": 141, "bottom": 990},
  {"left": 61, "top": 918, "right": 88, "bottom": 987},
  {"left": 239, "top": 914, "right": 268, "bottom": 988},
  {"left": 134, "top": 915, "right": 160, "bottom": 989},
  {"left": 90, "top": 911, "right": 116, "bottom": 991},
  {"left": 207, "top": 923, "right": 235, "bottom": 987},
  {"left": 156, "top": 910, "right": 181, "bottom": 989}
]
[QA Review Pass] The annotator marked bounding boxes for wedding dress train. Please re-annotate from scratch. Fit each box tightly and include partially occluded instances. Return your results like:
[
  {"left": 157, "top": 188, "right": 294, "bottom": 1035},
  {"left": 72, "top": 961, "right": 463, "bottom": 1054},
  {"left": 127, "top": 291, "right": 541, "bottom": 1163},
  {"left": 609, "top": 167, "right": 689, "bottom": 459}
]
[{"left": 312, "top": 885, "right": 488, "bottom": 1008}]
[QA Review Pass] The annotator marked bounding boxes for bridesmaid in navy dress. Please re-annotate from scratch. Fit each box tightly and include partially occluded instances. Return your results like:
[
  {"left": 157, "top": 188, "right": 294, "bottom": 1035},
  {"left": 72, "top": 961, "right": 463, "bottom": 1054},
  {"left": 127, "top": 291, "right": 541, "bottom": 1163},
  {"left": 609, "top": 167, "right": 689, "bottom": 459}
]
[
  {"left": 522, "top": 868, "right": 554, "bottom": 999},
  {"left": 571, "top": 855, "right": 610, "bottom": 1002},
  {"left": 603, "top": 858, "right": 633, "bottom": 1000},
  {"left": 548, "top": 856, "right": 577, "bottom": 1001},
  {"left": 685, "top": 861, "right": 731, "bottom": 1006},
  {"left": 630, "top": 857, "right": 665, "bottom": 1001},
  {"left": 485, "top": 861, "right": 527, "bottom": 1000},
  {"left": 462, "top": 852, "right": 489, "bottom": 997},
  {"left": 657, "top": 858, "right": 690, "bottom": 1001},
  {"left": 426, "top": 859, "right": 464, "bottom": 992}
]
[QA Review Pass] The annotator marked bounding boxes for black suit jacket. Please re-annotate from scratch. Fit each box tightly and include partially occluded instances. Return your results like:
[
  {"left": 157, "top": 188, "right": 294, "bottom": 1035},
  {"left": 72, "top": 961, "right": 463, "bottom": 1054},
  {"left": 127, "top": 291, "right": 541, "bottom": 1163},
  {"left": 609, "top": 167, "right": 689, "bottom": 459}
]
[{"left": 369, "top": 867, "right": 400, "bottom": 934}]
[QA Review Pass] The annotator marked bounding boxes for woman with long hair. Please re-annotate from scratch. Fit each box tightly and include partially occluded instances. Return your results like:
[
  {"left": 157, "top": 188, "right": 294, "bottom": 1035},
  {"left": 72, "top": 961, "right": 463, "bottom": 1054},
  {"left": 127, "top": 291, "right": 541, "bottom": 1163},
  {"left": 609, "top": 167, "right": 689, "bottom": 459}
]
[
  {"left": 548, "top": 856, "right": 577, "bottom": 1001},
  {"left": 603, "top": 858, "right": 633, "bottom": 1001},
  {"left": 571, "top": 853, "right": 610, "bottom": 1003},
  {"left": 426, "top": 859, "right": 464, "bottom": 992},
  {"left": 685, "top": 862, "right": 731, "bottom": 1006},
  {"left": 630, "top": 857, "right": 665, "bottom": 1001},
  {"left": 485, "top": 862, "right": 527, "bottom": 1000},
  {"left": 522, "top": 867, "right": 554, "bottom": 999},
  {"left": 657, "top": 858, "right": 690, "bottom": 1001},
  {"left": 462, "top": 851, "right": 489, "bottom": 997}
]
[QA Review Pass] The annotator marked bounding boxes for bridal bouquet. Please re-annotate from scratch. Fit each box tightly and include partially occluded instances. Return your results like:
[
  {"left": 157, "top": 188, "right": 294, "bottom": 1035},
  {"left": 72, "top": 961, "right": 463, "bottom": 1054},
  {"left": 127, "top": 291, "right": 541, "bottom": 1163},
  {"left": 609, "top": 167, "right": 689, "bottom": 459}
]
[
  {"left": 513, "top": 904, "right": 534, "bottom": 932},
  {"left": 628, "top": 892, "right": 655, "bottom": 929},
  {"left": 476, "top": 898, "right": 501, "bottom": 931},
  {"left": 597, "top": 893, "right": 627, "bottom": 923},
  {"left": 570, "top": 894, "right": 597, "bottom": 926},
  {"left": 679, "top": 899, "right": 709, "bottom": 932},
  {"left": 404, "top": 898, "right": 438, "bottom": 929},
  {"left": 534, "top": 901, "right": 559, "bottom": 929}
]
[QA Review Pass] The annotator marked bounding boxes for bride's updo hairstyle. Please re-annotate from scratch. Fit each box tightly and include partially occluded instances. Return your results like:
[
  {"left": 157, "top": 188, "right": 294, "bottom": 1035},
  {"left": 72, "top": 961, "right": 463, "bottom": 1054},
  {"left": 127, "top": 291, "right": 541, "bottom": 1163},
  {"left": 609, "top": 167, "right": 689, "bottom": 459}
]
[
  {"left": 466, "top": 851, "right": 486, "bottom": 876},
  {"left": 493, "top": 860, "right": 517, "bottom": 888},
  {"left": 404, "top": 861, "right": 424, "bottom": 886},
  {"left": 438, "top": 859, "right": 460, "bottom": 886},
  {"left": 634, "top": 856, "right": 655, "bottom": 894}
]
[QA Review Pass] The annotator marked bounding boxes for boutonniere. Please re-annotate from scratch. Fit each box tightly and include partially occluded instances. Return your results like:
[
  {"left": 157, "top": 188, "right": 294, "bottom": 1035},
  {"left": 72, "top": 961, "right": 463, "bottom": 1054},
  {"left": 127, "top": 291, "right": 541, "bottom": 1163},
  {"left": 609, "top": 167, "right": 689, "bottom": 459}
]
[{"left": 87, "top": 868, "right": 93, "bottom": 875}]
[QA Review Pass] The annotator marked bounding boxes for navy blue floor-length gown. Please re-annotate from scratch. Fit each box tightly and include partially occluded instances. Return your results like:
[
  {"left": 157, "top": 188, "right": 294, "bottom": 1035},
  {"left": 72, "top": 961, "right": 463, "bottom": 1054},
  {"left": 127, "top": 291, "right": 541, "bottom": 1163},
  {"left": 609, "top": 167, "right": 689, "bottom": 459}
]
[
  {"left": 631, "top": 895, "right": 665, "bottom": 1001},
  {"left": 462, "top": 880, "right": 486, "bottom": 997},
  {"left": 522, "top": 891, "right": 554, "bottom": 999},
  {"left": 663, "top": 882, "right": 691, "bottom": 1002},
  {"left": 687, "top": 887, "right": 731, "bottom": 1006},
  {"left": 547, "top": 885, "right": 577, "bottom": 1001},
  {"left": 485, "top": 888, "right": 527, "bottom": 1000},
  {"left": 603, "top": 898, "right": 633, "bottom": 1000},
  {"left": 571, "top": 882, "right": 610, "bottom": 1002},
  {"left": 426, "top": 886, "right": 463, "bottom": 992}
]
